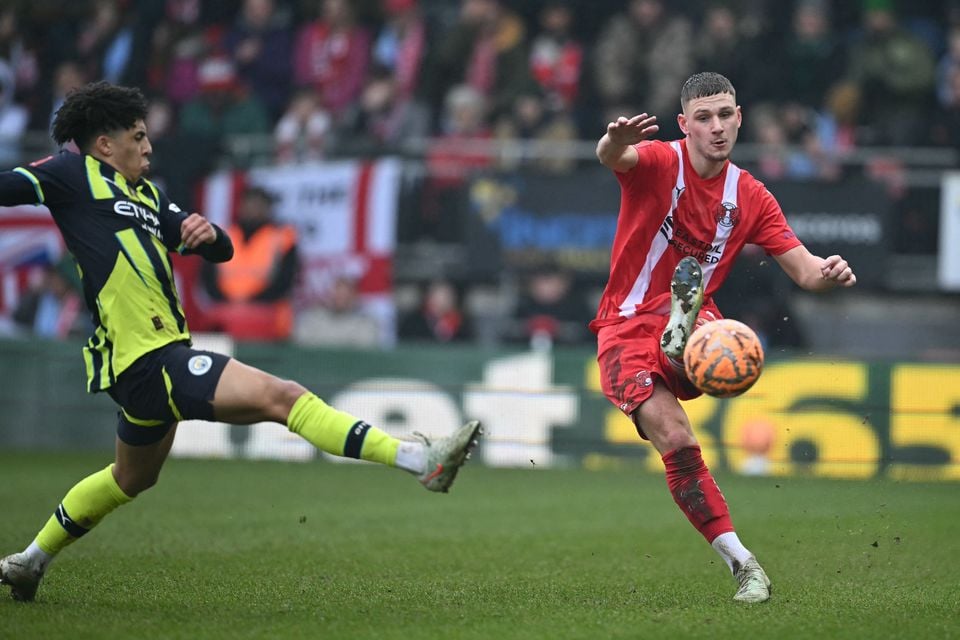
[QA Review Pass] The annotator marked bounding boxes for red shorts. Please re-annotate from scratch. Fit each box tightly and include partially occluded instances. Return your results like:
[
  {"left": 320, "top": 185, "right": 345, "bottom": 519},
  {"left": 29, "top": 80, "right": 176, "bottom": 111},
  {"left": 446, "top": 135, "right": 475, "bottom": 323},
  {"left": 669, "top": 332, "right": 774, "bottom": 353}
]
[{"left": 596, "top": 305, "right": 722, "bottom": 417}]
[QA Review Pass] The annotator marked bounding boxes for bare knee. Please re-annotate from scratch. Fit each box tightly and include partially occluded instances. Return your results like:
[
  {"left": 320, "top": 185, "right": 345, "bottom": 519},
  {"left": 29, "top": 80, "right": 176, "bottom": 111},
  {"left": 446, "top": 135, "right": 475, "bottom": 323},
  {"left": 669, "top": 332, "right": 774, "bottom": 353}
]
[
  {"left": 632, "top": 383, "right": 699, "bottom": 455},
  {"left": 113, "top": 465, "right": 160, "bottom": 497},
  {"left": 655, "top": 420, "right": 698, "bottom": 454},
  {"left": 113, "top": 426, "right": 176, "bottom": 497},
  {"left": 634, "top": 412, "right": 697, "bottom": 455},
  {"left": 214, "top": 360, "right": 310, "bottom": 425},
  {"left": 265, "top": 378, "right": 308, "bottom": 423}
]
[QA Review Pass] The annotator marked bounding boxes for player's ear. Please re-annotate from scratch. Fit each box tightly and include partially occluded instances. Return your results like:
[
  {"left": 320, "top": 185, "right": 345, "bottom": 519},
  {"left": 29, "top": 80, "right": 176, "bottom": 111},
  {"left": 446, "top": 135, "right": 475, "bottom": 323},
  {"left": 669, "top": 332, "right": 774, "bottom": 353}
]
[
  {"left": 93, "top": 134, "right": 113, "bottom": 157},
  {"left": 677, "top": 113, "right": 688, "bottom": 135}
]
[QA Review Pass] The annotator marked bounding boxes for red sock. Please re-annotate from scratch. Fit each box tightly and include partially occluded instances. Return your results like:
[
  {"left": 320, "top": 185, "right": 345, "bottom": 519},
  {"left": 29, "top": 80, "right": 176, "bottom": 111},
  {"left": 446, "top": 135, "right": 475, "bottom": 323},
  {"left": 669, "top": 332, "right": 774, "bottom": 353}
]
[{"left": 662, "top": 445, "right": 734, "bottom": 543}]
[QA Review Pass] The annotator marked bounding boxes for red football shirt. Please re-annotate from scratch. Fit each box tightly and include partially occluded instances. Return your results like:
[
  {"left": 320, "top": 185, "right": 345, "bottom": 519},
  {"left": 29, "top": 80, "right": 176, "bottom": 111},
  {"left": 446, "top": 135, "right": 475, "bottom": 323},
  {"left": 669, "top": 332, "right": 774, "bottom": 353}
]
[{"left": 590, "top": 139, "right": 801, "bottom": 332}]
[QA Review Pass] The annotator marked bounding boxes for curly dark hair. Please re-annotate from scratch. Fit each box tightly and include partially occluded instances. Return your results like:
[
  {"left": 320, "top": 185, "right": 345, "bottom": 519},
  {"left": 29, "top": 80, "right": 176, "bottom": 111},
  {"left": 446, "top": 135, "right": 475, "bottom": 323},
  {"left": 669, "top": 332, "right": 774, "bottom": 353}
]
[
  {"left": 51, "top": 81, "right": 149, "bottom": 152},
  {"left": 680, "top": 72, "right": 736, "bottom": 111}
]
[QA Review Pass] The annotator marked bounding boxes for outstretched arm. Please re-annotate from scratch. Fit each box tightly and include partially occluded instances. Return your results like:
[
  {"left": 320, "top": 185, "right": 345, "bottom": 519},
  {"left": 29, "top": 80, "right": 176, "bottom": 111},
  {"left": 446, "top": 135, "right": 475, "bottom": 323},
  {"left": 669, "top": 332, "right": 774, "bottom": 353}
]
[
  {"left": 180, "top": 213, "right": 233, "bottom": 263},
  {"left": 0, "top": 170, "right": 45, "bottom": 206},
  {"left": 596, "top": 114, "right": 659, "bottom": 172},
  {"left": 773, "top": 245, "right": 857, "bottom": 291}
]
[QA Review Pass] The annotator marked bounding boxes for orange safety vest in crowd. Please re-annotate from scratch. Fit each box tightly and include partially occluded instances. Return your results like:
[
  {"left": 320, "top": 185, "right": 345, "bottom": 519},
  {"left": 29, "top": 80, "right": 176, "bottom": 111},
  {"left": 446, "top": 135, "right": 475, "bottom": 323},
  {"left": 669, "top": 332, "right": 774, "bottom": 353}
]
[{"left": 217, "top": 224, "right": 297, "bottom": 301}]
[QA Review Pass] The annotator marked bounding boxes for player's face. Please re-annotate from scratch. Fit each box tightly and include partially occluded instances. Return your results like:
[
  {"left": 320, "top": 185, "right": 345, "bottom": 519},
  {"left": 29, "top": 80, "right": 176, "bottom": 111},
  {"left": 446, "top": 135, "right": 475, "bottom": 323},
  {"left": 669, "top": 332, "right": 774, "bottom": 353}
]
[
  {"left": 678, "top": 93, "right": 741, "bottom": 165},
  {"left": 107, "top": 119, "right": 152, "bottom": 182}
]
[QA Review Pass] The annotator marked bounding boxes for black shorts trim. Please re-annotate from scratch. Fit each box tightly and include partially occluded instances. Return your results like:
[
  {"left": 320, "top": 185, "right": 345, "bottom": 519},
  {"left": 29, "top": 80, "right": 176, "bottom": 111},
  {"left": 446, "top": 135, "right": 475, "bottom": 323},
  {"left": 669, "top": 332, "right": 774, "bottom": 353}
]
[{"left": 116, "top": 411, "right": 176, "bottom": 446}]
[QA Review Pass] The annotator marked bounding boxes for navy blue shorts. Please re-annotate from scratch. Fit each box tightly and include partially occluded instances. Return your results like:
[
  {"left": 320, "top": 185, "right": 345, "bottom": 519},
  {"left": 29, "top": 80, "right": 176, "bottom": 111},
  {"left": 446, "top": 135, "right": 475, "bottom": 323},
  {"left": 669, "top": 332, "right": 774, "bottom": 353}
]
[{"left": 106, "top": 341, "right": 230, "bottom": 446}]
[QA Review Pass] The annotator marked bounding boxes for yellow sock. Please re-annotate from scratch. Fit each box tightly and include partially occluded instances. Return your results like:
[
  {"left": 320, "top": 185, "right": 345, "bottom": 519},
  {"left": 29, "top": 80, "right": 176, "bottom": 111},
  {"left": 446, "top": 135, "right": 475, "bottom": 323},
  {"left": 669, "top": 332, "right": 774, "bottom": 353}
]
[
  {"left": 287, "top": 392, "right": 399, "bottom": 466},
  {"left": 35, "top": 464, "right": 133, "bottom": 556}
]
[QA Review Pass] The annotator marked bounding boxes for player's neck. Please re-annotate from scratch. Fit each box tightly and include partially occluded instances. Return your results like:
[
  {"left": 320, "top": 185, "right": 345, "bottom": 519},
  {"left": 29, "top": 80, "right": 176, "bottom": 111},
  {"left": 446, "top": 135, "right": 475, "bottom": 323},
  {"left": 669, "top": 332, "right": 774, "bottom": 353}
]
[{"left": 688, "top": 152, "right": 726, "bottom": 180}]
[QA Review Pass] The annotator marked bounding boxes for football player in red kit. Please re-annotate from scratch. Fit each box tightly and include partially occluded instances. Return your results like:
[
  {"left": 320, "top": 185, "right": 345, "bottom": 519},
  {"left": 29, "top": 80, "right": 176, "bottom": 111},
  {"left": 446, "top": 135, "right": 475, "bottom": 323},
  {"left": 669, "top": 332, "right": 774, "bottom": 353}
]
[{"left": 591, "top": 72, "right": 857, "bottom": 603}]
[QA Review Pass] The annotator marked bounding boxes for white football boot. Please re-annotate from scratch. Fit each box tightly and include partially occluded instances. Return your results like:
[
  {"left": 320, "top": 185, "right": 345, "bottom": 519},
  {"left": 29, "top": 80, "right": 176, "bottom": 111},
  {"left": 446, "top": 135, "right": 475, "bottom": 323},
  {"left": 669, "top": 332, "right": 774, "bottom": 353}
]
[
  {"left": 733, "top": 555, "right": 772, "bottom": 603},
  {"left": 661, "top": 256, "right": 705, "bottom": 360},
  {"left": 0, "top": 552, "right": 44, "bottom": 602},
  {"left": 416, "top": 420, "right": 483, "bottom": 493}
]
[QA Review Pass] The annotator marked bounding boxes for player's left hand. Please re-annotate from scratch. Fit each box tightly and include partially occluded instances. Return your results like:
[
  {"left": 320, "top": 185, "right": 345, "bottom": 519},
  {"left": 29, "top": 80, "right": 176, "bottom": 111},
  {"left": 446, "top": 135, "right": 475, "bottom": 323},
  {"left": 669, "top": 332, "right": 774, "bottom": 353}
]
[
  {"left": 180, "top": 213, "right": 217, "bottom": 249},
  {"left": 820, "top": 255, "right": 857, "bottom": 287}
]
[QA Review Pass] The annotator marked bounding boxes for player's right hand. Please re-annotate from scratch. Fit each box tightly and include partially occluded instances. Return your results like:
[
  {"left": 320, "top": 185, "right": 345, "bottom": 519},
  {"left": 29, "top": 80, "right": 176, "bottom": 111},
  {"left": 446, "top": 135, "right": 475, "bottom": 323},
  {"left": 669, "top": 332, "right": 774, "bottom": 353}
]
[{"left": 180, "top": 213, "right": 217, "bottom": 249}]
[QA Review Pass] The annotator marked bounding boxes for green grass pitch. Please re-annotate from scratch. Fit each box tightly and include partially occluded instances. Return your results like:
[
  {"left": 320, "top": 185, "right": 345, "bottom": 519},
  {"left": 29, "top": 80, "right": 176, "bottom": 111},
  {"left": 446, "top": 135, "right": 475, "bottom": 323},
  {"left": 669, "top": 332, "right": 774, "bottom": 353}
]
[{"left": 1, "top": 452, "right": 957, "bottom": 639}]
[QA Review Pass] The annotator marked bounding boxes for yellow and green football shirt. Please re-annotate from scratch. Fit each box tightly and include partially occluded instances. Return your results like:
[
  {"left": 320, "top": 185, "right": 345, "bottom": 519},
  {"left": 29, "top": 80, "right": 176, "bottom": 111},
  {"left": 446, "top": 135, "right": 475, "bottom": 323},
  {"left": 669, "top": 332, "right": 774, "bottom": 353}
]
[{"left": 0, "top": 151, "right": 232, "bottom": 392}]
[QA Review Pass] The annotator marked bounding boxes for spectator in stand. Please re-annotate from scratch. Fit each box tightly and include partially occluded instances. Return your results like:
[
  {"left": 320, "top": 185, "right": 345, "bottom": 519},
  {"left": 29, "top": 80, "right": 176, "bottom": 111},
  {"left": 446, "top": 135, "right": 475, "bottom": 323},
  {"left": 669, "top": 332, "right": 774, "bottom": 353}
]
[
  {"left": 201, "top": 185, "right": 299, "bottom": 342},
  {"left": 528, "top": 1, "right": 583, "bottom": 114},
  {"left": 752, "top": 102, "right": 839, "bottom": 181},
  {"left": 145, "top": 96, "right": 216, "bottom": 209},
  {"left": 897, "top": 0, "right": 947, "bottom": 56},
  {"left": 774, "top": 0, "right": 845, "bottom": 110},
  {"left": 493, "top": 84, "right": 577, "bottom": 174},
  {"left": 784, "top": 102, "right": 842, "bottom": 180},
  {"left": 0, "top": 6, "right": 39, "bottom": 120},
  {"left": 293, "top": 0, "right": 371, "bottom": 120},
  {"left": 178, "top": 55, "right": 271, "bottom": 148},
  {"left": 400, "top": 279, "right": 473, "bottom": 343},
  {"left": 372, "top": 0, "right": 428, "bottom": 101},
  {"left": 844, "top": 0, "right": 936, "bottom": 146},
  {"left": 119, "top": 0, "right": 167, "bottom": 92},
  {"left": 75, "top": 0, "right": 135, "bottom": 84},
  {"left": 225, "top": 0, "right": 293, "bottom": 120},
  {"left": 12, "top": 4, "right": 85, "bottom": 102},
  {"left": 692, "top": 3, "right": 765, "bottom": 108},
  {"left": 593, "top": 0, "right": 693, "bottom": 139},
  {"left": 335, "top": 64, "right": 430, "bottom": 156},
  {"left": 0, "top": 60, "right": 28, "bottom": 168},
  {"left": 429, "top": 84, "right": 493, "bottom": 182},
  {"left": 936, "top": 24, "right": 960, "bottom": 109},
  {"left": 145, "top": 2, "right": 206, "bottom": 107},
  {"left": 511, "top": 265, "right": 592, "bottom": 348},
  {"left": 423, "top": 0, "right": 531, "bottom": 129},
  {"left": 421, "top": 84, "right": 493, "bottom": 241},
  {"left": 47, "top": 62, "right": 87, "bottom": 145},
  {"left": 293, "top": 274, "right": 382, "bottom": 348},
  {"left": 274, "top": 87, "right": 332, "bottom": 163},
  {"left": 12, "top": 259, "right": 90, "bottom": 340},
  {"left": 750, "top": 106, "right": 796, "bottom": 180},
  {"left": 815, "top": 80, "right": 861, "bottom": 158},
  {"left": 931, "top": 65, "right": 960, "bottom": 152}
]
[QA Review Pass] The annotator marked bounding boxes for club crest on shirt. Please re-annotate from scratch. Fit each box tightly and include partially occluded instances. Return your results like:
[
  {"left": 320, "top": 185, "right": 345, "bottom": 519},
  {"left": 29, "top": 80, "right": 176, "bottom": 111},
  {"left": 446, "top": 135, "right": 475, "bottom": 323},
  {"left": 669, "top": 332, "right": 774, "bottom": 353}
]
[{"left": 716, "top": 202, "right": 740, "bottom": 228}]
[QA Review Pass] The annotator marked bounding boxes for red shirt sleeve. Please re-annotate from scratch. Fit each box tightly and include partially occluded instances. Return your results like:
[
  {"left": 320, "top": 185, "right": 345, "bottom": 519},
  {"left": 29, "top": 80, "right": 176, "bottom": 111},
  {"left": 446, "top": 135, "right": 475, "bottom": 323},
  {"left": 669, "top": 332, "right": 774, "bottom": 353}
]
[
  {"left": 746, "top": 177, "right": 802, "bottom": 256},
  {"left": 615, "top": 140, "right": 674, "bottom": 198}
]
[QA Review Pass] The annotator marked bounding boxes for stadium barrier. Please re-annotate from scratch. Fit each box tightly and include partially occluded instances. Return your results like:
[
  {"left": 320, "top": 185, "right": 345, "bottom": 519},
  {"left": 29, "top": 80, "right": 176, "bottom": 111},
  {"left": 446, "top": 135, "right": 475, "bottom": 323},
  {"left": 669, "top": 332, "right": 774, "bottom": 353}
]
[
  {"left": 0, "top": 336, "right": 957, "bottom": 482},
  {"left": 461, "top": 169, "right": 892, "bottom": 287}
]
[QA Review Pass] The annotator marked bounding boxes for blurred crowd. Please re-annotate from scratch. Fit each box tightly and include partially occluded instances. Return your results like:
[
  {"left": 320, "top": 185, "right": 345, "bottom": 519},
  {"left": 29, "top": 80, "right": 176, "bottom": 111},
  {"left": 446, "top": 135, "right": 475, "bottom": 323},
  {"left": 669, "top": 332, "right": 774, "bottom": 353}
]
[
  {"left": 1, "top": 0, "right": 958, "bottom": 350},
  {"left": 0, "top": 0, "right": 957, "bottom": 169}
]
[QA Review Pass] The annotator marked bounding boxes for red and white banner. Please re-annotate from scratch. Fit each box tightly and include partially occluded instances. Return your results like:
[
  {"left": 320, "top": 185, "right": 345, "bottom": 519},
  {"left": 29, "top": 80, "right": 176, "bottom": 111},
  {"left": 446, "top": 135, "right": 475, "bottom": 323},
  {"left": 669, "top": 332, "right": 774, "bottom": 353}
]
[
  {"left": 0, "top": 159, "right": 402, "bottom": 341},
  {"left": 0, "top": 205, "right": 62, "bottom": 319}
]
